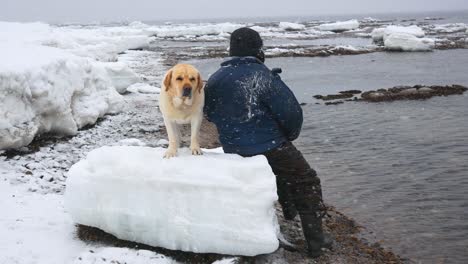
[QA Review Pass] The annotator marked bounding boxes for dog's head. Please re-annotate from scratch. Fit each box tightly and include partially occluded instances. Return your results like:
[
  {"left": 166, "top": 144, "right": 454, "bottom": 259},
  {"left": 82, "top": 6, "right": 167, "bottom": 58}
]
[{"left": 164, "top": 64, "right": 203, "bottom": 102}]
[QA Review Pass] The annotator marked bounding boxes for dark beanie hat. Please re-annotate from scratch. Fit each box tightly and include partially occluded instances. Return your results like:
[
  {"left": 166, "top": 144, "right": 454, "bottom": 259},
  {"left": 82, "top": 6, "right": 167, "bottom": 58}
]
[{"left": 229, "top": 27, "right": 263, "bottom": 58}]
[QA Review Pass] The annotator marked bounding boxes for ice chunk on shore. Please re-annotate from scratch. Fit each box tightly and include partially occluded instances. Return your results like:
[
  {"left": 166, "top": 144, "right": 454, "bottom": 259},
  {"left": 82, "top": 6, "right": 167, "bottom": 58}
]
[
  {"left": 127, "top": 83, "right": 161, "bottom": 94},
  {"left": 279, "top": 22, "right": 306, "bottom": 31},
  {"left": 100, "top": 62, "right": 141, "bottom": 94},
  {"left": 65, "top": 146, "right": 279, "bottom": 256},
  {"left": 317, "top": 19, "right": 359, "bottom": 32},
  {"left": 384, "top": 33, "right": 435, "bottom": 51},
  {"left": 0, "top": 21, "right": 159, "bottom": 149},
  {"left": 0, "top": 43, "right": 123, "bottom": 150}
]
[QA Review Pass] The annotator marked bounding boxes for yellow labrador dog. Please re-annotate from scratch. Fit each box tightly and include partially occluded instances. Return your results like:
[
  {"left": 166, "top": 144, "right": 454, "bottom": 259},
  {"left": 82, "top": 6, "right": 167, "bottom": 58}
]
[{"left": 159, "top": 64, "right": 204, "bottom": 158}]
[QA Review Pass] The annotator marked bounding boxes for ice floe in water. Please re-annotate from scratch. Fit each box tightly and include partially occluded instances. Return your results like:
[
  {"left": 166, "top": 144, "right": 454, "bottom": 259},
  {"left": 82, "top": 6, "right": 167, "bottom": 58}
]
[
  {"left": 150, "top": 22, "right": 244, "bottom": 39},
  {"left": 371, "top": 25, "right": 434, "bottom": 51},
  {"left": 384, "top": 33, "right": 435, "bottom": 51},
  {"left": 65, "top": 146, "right": 279, "bottom": 256},
  {"left": 279, "top": 22, "right": 306, "bottom": 31},
  {"left": 431, "top": 23, "right": 468, "bottom": 33},
  {"left": 316, "top": 19, "right": 360, "bottom": 32},
  {"left": 372, "top": 25, "right": 426, "bottom": 42}
]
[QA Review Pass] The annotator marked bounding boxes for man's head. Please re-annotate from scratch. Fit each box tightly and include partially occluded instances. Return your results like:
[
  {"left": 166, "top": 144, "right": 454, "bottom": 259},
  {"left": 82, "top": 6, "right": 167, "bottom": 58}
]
[{"left": 229, "top": 27, "right": 265, "bottom": 62}]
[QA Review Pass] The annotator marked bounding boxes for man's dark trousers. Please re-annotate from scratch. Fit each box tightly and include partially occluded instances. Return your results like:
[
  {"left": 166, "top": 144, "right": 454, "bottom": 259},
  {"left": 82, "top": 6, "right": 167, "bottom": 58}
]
[
  {"left": 261, "top": 141, "right": 325, "bottom": 219},
  {"left": 255, "top": 141, "right": 328, "bottom": 256}
]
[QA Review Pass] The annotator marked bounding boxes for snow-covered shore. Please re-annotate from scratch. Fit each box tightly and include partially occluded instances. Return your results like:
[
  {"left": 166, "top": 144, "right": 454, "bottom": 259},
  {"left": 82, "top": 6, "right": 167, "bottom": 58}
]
[
  {"left": 0, "top": 179, "right": 179, "bottom": 264},
  {"left": 0, "top": 21, "right": 150, "bottom": 150},
  {"left": 2, "top": 14, "right": 467, "bottom": 263},
  {"left": 0, "top": 43, "right": 123, "bottom": 149},
  {"left": 1, "top": 18, "right": 464, "bottom": 151},
  {"left": 0, "top": 45, "right": 169, "bottom": 262}
]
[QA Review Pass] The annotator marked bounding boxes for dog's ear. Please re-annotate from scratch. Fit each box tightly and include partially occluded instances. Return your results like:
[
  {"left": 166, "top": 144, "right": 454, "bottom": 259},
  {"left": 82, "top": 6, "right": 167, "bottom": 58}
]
[
  {"left": 196, "top": 72, "right": 203, "bottom": 93},
  {"left": 164, "top": 70, "right": 172, "bottom": 91}
]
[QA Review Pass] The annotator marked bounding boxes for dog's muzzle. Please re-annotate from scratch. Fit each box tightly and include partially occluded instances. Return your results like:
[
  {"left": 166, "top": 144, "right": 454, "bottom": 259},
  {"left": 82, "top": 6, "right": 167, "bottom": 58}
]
[{"left": 183, "top": 86, "right": 192, "bottom": 98}]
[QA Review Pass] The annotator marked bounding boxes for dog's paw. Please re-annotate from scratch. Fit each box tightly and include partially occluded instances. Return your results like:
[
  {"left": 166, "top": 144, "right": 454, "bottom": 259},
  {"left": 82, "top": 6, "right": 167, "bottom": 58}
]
[
  {"left": 191, "top": 147, "right": 203, "bottom": 156},
  {"left": 163, "top": 149, "right": 177, "bottom": 159}
]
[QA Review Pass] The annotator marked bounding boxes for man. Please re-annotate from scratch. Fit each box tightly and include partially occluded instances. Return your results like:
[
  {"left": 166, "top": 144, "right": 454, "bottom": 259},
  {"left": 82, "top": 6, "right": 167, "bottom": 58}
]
[{"left": 203, "top": 27, "right": 331, "bottom": 257}]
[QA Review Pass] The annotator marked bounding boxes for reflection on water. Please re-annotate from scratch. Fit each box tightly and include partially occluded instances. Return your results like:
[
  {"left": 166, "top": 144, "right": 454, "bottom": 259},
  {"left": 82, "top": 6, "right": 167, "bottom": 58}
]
[{"left": 188, "top": 50, "right": 468, "bottom": 263}]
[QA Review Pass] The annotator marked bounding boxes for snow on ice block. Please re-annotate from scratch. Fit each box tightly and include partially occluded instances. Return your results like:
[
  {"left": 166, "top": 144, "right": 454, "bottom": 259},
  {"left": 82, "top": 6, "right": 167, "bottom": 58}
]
[{"left": 65, "top": 146, "right": 279, "bottom": 256}]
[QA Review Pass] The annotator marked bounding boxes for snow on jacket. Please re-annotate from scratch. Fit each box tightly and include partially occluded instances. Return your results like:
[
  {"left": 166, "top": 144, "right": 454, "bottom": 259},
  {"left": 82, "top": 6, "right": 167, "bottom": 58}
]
[{"left": 204, "top": 56, "right": 303, "bottom": 156}]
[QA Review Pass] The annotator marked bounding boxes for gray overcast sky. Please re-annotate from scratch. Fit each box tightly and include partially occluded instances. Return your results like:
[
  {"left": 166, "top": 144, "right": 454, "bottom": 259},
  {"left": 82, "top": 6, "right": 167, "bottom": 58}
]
[{"left": 1, "top": 0, "right": 468, "bottom": 23}]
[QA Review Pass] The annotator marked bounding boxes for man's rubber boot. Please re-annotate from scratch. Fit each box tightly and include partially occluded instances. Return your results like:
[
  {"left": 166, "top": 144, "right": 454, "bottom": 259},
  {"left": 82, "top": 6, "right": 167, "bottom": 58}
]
[
  {"left": 299, "top": 213, "right": 333, "bottom": 258},
  {"left": 278, "top": 233, "right": 300, "bottom": 252}
]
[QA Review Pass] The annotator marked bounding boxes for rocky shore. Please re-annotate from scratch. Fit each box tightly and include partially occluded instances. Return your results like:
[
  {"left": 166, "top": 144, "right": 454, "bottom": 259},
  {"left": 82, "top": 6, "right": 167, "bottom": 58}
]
[
  {"left": 313, "top": 84, "right": 467, "bottom": 105},
  {"left": 74, "top": 119, "right": 403, "bottom": 264},
  {"left": 159, "top": 44, "right": 378, "bottom": 67},
  {"left": 1, "top": 91, "right": 404, "bottom": 263},
  {"left": 361, "top": 85, "right": 468, "bottom": 102},
  {"left": 76, "top": 204, "right": 403, "bottom": 264}
]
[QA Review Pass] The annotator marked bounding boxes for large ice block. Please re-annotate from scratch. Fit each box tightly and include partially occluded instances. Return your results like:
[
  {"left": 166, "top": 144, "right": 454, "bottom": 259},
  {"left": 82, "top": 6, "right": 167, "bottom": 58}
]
[{"left": 65, "top": 146, "right": 279, "bottom": 256}]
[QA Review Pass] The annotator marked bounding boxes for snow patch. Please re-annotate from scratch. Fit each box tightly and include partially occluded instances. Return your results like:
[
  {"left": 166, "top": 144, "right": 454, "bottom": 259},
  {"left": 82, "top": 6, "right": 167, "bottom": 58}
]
[
  {"left": 117, "top": 138, "right": 147, "bottom": 146},
  {"left": 127, "top": 82, "right": 161, "bottom": 94},
  {"left": 65, "top": 146, "right": 279, "bottom": 256},
  {"left": 72, "top": 247, "right": 177, "bottom": 264},
  {"left": 156, "top": 139, "right": 170, "bottom": 146},
  {"left": 212, "top": 258, "right": 240, "bottom": 264},
  {"left": 0, "top": 181, "right": 85, "bottom": 264}
]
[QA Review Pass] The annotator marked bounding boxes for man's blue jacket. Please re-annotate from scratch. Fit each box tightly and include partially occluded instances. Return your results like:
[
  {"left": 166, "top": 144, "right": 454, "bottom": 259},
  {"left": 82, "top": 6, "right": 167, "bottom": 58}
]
[{"left": 203, "top": 56, "right": 303, "bottom": 156}]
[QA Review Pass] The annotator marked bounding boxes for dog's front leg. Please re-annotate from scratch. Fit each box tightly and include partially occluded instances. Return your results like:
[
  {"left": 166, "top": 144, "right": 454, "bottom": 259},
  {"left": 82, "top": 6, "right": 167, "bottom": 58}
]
[
  {"left": 190, "top": 113, "right": 203, "bottom": 155},
  {"left": 164, "top": 119, "right": 179, "bottom": 158}
]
